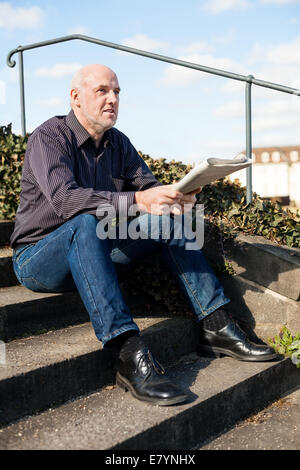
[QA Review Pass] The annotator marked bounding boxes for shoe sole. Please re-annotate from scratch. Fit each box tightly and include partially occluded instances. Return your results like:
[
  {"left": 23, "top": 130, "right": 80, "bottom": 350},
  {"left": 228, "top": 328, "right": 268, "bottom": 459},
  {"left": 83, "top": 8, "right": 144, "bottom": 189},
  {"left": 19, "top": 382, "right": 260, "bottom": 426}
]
[
  {"left": 116, "top": 372, "right": 188, "bottom": 406},
  {"left": 198, "top": 345, "right": 279, "bottom": 362}
]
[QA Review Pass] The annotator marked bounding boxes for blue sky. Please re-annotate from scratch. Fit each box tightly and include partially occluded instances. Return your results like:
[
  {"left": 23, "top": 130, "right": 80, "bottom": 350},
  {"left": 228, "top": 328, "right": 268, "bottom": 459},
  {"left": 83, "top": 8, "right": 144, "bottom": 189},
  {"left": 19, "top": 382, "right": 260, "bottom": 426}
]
[{"left": 1, "top": 0, "right": 300, "bottom": 164}]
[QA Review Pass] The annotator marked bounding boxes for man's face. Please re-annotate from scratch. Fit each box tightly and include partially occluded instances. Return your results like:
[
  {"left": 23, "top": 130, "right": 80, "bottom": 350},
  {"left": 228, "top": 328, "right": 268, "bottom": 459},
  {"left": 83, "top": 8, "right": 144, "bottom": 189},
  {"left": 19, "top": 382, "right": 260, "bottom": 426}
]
[{"left": 74, "top": 66, "right": 120, "bottom": 135}]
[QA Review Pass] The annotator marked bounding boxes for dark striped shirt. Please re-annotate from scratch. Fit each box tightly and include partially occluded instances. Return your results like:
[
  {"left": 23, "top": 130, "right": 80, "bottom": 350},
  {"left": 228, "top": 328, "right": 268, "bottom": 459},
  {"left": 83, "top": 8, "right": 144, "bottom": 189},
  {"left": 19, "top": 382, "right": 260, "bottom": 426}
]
[{"left": 10, "top": 110, "right": 160, "bottom": 247}]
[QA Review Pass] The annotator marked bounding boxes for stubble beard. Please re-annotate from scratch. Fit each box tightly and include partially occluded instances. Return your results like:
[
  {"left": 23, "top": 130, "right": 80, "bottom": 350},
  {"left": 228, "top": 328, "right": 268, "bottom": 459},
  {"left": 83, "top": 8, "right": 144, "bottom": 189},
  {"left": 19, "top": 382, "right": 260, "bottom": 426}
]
[{"left": 85, "top": 109, "right": 117, "bottom": 137}]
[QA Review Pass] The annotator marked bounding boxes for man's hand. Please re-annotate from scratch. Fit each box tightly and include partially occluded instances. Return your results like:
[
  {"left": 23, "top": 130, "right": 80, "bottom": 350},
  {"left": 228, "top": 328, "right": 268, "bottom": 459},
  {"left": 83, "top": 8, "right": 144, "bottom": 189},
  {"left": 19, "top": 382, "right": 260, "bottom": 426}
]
[{"left": 134, "top": 185, "right": 201, "bottom": 215}]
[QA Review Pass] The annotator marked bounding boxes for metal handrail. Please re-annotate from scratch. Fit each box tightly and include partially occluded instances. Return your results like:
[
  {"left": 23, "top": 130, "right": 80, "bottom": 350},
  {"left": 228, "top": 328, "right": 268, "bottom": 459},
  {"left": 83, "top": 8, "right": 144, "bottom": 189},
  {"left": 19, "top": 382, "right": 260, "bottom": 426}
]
[{"left": 7, "top": 34, "right": 300, "bottom": 203}]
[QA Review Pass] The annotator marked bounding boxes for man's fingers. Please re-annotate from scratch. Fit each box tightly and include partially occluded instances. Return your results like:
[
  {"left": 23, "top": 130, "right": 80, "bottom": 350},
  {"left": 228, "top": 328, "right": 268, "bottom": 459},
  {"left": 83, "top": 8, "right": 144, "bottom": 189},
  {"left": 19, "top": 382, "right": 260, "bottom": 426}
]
[{"left": 187, "top": 187, "right": 202, "bottom": 195}]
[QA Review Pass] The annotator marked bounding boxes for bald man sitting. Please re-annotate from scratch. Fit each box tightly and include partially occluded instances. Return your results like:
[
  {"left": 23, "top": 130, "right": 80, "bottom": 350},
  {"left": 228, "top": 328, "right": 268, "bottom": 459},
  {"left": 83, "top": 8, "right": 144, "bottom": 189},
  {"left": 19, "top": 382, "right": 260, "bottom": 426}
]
[{"left": 11, "top": 64, "right": 277, "bottom": 406}]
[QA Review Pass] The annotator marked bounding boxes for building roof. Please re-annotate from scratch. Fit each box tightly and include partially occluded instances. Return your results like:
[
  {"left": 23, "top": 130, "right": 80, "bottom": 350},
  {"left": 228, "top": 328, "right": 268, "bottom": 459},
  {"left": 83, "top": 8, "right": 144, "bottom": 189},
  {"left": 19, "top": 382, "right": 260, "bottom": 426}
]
[{"left": 241, "top": 145, "right": 300, "bottom": 164}]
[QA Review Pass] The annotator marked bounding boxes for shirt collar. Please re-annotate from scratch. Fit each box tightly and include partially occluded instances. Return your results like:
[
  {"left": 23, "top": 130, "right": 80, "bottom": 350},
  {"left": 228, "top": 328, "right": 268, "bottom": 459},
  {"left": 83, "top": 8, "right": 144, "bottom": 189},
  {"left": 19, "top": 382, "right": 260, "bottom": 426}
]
[{"left": 66, "top": 110, "right": 113, "bottom": 148}]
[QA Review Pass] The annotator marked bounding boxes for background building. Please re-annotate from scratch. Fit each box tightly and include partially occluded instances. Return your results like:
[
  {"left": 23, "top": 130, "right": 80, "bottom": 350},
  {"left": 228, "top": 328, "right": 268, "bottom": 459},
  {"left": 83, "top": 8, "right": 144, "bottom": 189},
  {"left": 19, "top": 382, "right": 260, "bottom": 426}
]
[{"left": 230, "top": 146, "right": 300, "bottom": 207}]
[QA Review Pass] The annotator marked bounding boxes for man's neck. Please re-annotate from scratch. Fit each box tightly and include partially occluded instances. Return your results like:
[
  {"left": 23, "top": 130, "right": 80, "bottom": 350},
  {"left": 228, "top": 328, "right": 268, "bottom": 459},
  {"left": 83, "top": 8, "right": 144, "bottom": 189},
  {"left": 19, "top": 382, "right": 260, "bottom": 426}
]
[
  {"left": 73, "top": 108, "right": 104, "bottom": 148},
  {"left": 92, "top": 133, "right": 103, "bottom": 149}
]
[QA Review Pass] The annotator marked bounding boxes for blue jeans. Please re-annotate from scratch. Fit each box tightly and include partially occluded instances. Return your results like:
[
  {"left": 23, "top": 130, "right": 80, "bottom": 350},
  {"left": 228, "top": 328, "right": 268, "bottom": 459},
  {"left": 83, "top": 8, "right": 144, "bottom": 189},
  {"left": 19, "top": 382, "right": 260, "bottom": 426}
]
[{"left": 12, "top": 213, "right": 230, "bottom": 347}]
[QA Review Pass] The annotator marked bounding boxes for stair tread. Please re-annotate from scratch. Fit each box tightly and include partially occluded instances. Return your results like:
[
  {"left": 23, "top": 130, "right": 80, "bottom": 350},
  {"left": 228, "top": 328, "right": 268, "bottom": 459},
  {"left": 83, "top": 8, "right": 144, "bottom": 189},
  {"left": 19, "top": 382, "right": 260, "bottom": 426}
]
[
  {"left": 0, "top": 318, "right": 167, "bottom": 380},
  {"left": 0, "top": 353, "right": 285, "bottom": 450},
  {"left": 0, "top": 284, "right": 62, "bottom": 306},
  {"left": 0, "top": 246, "right": 12, "bottom": 258}
]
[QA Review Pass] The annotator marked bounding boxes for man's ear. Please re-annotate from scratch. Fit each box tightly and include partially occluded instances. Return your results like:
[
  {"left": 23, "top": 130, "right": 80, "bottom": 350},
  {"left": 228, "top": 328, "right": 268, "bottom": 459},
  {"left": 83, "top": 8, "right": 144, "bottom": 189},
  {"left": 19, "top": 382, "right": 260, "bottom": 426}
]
[{"left": 70, "top": 88, "right": 80, "bottom": 108}]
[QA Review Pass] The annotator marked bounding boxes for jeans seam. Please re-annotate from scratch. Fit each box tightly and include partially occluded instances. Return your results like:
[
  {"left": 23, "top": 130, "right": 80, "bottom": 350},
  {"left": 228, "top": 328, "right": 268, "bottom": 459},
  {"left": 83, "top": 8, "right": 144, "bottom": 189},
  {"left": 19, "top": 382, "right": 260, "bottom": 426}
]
[
  {"left": 18, "top": 228, "right": 71, "bottom": 270},
  {"left": 18, "top": 276, "right": 54, "bottom": 291},
  {"left": 166, "top": 246, "right": 230, "bottom": 318},
  {"left": 14, "top": 243, "right": 35, "bottom": 262},
  {"left": 166, "top": 245, "right": 207, "bottom": 316},
  {"left": 109, "top": 233, "right": 160, "bottom": 258},
  {"left": 73, "top": 232, "right": 104, "bottom": 333}
]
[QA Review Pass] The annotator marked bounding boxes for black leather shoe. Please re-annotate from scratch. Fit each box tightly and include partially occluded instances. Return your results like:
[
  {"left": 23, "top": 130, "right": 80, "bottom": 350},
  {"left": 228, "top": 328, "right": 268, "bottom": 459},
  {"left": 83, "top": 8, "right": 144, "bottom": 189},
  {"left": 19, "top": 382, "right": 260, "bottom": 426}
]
[
  {"left": 116, "top": 336, "right": 188, "bottom": 406},
  {"left": 198, "top": 318, "right": 278, "bottom": 362}
]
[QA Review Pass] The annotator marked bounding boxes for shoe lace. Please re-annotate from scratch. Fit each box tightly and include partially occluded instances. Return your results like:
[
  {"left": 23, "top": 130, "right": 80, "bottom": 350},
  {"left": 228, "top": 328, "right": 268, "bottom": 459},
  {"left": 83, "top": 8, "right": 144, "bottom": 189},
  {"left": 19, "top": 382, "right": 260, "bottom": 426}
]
[{"left": 136, "top": 350, "right": 165, "bottom": 379}]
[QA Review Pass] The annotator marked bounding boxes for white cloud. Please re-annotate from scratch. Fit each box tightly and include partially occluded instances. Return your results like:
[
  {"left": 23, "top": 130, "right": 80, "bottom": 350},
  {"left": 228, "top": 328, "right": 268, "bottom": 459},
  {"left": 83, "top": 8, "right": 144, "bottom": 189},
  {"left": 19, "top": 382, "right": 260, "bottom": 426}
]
[
  {"left": 214, "top": 100, "right": 244, "bottom": 118},
  {"left": 213, "top": 29, "right": 237, "bottom": 45},
  {"left": 0, "top": 80, "right": 5, "bottom": 104},
  {"left": 249, "top": 36, "right": 300, "bottom": 66},
  {"left": 215, "top": 38, "right": 300, "bottom": 99},
  {"left": 67, "top": 25, "right": 89, "bottom": 35},
  {"left": 203, "top": 0, "right": 249, "bottom": 14},
  {"left": 162, "top": 53, "right": 242, "bottom": 86},
  {"left": 266, "top": 37, "right": 300, "bottom": 65},
  {"left": 0, "top": 2, "right": 44, "bottom": 30},
  {"left": 0, "top": 65, "right": 18, "bottom": 84},
  {"left": 176, "top": 41, "right": 213, "bottom": 55},
  {"left": 35, "top": 63, "right": 82, "bottom": 78},
  {"left": 253, "top": 97, "right": 300, "bottom": 131},
  {"left": 122, "top": 34, "right": 169, "bottom": 52},
  {"left": 260, "top": 0, "right": 300, "bottom": 4},
  {"left": 38, "top": 97, "right": 63, "bottom": 107},
  {"left": 253, "top": 114, "right": 300, "bottom": 131},
  {"left": 245, "top": 36, "right": 300, "bottom": 92},
  {"left": 214, "top": 94, "right": 300, "bottom": 135}
]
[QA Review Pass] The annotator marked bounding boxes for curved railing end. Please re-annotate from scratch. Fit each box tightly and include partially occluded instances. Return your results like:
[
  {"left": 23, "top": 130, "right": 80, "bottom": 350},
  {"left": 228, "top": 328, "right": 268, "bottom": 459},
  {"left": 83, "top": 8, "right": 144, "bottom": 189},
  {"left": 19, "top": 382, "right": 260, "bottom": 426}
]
[{"left": 7, "top": 46, "right": 22, "bottom": 67}]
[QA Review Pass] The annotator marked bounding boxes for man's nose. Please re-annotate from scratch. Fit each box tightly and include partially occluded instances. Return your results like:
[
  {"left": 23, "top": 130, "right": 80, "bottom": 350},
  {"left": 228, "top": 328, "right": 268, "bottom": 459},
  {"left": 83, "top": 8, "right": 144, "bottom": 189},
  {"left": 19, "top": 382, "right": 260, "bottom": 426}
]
[{"left": 107, "top": 90, "right": 118, "bottom": 104}]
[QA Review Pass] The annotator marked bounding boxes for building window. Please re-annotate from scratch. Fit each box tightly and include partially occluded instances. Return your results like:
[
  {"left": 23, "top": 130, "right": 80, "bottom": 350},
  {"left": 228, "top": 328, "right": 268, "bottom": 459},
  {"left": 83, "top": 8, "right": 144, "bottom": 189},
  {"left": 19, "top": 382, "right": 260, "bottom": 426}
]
[
  {"left": 272, "top": 151, "right": 281, "bottom": 162},
  {"left": 290, "top": 150, "right": 299, "bottom": 162},
  {"left": 261, "top": 151, "right": 270, "bottom": 163}
]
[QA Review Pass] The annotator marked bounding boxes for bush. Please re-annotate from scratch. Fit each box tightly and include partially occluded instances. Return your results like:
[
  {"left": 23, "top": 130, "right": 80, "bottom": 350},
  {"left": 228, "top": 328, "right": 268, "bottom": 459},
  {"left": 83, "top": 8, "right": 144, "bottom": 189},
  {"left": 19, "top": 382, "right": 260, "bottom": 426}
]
[{"left": 0, "top": 124, "right": 27, "bottom": 220}]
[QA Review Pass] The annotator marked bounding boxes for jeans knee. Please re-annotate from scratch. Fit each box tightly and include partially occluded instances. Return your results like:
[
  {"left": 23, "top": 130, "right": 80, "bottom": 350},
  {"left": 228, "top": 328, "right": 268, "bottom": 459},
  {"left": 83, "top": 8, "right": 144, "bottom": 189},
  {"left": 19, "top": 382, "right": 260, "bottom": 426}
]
[{"left": 71, "top": 213, "right": 98, "bottom": 235}]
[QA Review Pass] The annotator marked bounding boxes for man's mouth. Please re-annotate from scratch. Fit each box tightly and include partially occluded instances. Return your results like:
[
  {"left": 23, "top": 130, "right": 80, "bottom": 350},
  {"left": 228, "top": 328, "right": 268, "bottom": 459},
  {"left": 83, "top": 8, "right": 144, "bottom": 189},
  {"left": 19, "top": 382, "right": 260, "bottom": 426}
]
[{"left": 104, "top": 109, "right": 115, "bottom": 114}]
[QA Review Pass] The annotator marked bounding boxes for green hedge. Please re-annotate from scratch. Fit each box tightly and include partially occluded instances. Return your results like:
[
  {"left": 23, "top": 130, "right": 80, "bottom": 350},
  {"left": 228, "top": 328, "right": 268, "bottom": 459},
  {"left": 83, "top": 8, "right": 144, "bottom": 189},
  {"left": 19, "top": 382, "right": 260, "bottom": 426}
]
[{"left": 0, "top": 124, "right": 27, "bottom": 220}]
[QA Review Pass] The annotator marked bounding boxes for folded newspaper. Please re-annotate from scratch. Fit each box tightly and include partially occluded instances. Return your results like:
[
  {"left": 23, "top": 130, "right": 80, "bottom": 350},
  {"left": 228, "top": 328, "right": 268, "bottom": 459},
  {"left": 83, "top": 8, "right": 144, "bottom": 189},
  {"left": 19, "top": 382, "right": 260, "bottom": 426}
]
[{"left": 172, "top": 155, "right": 251, "bottom": 194}]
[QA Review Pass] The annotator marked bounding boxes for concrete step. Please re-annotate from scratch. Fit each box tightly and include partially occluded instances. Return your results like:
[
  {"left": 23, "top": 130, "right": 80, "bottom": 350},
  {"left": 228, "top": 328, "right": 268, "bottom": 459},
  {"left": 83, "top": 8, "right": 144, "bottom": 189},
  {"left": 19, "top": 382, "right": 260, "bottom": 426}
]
[
  {"left": 0, "top": 221, "right": 14, "bottom": 247},
  {"left": 0, "top": 316, "right": 197, "bottom": 427},
  {"left": 1, "top": 268, "right": 299, "bottom": 345},
  {"left": 0, "top": 285, "right": 89, "bottom": 341},
  {"left": 203, "top": 229, "right": 300, "bottom": 301},
  {"left": 0, "top": 352, "right": 298, "bottom": 450},
  {"left": 220, "top": 273, "right": 300, "bottom": 338},
  {"left": 223, "top": 233, "right": 300, "bottom": 301},
  {"left": 198, "top": 386, "right": 300, "bottom": 450},
  {"left": 0, "top": 246, "right": 17, "bottom": 288}
]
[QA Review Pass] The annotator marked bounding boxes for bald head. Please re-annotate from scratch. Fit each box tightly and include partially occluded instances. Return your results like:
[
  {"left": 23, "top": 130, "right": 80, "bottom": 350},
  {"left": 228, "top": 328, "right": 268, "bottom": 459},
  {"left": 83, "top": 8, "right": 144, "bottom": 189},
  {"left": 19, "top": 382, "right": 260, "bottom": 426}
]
[
  {"left": 70, "top": 64, "right": 120, "bottom": 146},
  {"left": 71, "top": 64, "right": 118, "bottom": 94}
]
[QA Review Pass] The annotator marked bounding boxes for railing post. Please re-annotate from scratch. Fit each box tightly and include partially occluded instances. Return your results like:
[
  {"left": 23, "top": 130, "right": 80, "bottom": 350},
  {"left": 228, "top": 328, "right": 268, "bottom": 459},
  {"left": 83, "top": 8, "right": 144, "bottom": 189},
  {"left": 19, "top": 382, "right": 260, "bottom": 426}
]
[
  {"left": 18, "top": 49, "right": 26, "bottom": 136},
  {"left": 245, "top": 75, "right": 253, "bottom": 204}
]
